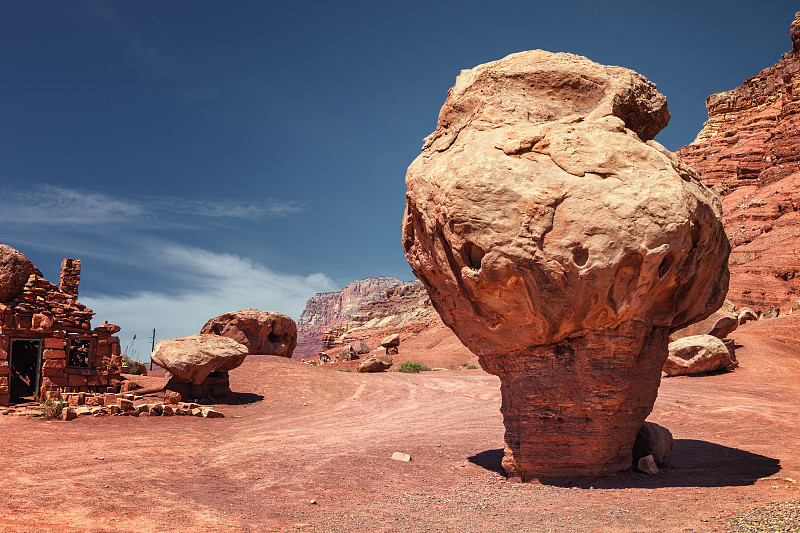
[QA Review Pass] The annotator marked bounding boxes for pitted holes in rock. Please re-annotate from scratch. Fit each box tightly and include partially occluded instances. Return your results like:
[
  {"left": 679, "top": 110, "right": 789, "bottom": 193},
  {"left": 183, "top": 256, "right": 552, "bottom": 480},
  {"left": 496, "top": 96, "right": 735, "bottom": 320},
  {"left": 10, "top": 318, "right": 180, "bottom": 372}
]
[
  {"left": 462, "top": 241, "right": 486, "bottom": 271},
  {"left": 572, "top": 246, "right": 589, "bottom": 267}
]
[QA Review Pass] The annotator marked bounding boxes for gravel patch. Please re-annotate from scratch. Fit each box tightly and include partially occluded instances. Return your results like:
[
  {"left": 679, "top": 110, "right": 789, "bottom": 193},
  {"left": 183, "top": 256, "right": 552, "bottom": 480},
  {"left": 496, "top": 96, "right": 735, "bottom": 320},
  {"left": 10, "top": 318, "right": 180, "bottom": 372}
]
[{"left": 727, "top": 500, "right": 800, "bottom": 532}]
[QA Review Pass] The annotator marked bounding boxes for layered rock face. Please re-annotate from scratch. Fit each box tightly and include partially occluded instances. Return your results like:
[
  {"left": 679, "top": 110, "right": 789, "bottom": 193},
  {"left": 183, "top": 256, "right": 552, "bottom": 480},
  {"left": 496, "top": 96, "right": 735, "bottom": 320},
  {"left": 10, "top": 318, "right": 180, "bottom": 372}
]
[
  {"left": 201, "top": 309, "right": 297, "bottom": 357},
  {"left": 316, "top": 280, "right": 439, "bottom": 353},
  {"left": 403, "top": 51, "right": 730, "bottom": 479},
  {"left": 677, "top": 12, "right": 800, "bottom": 312},
  {"left": 294, "top": 277, "right": 405, "bottom": 359}
]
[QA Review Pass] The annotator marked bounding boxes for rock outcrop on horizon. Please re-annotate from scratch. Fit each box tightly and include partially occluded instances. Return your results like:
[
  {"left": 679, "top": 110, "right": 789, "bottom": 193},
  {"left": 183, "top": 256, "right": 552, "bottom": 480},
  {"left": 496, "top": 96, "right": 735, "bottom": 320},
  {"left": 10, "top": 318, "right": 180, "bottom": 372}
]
[
  {"left": 294, "top": 277, "right": 405, "bottom": 359},
  {"left": 403, "top": 50, "right": 730, "bottom": 480},
  {"left": 677, "top": 12, "right": 800, "bottom": 314}
]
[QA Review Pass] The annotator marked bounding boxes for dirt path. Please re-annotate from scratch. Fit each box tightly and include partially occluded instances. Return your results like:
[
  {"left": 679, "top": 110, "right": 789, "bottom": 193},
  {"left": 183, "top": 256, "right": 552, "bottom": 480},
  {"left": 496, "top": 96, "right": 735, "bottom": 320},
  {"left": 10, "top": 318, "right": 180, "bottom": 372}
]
[{"left": 1, "top": 316, "right": 799, "bottom": 532}]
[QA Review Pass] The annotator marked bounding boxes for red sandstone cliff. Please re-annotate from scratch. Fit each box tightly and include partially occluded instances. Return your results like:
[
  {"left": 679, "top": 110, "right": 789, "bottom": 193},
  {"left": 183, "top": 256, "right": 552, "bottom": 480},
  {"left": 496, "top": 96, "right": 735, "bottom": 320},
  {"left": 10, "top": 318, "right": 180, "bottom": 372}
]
[
  {"left": 294, "top": 277, "right": 405, "bottom": 359},
  {"left": 678, "top": 12, "right": 800, "bottom": 313},
  {"left": 316, "top": 280, "right": 477, "bottom": 369}
]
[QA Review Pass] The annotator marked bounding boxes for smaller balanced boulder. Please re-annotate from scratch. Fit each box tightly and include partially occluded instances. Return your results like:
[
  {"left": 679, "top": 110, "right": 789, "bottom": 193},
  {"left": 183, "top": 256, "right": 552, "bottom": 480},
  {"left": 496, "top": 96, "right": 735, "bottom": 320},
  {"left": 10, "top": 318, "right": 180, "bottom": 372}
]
[
  {"left": 151, "top": 334, "right": 249, "bottom": 385},
  {"left": 379, "top": 334, "right": 400, "bottom": 355},
  {"left": 201, "top": 309, "right": 297, "bottom": 357}
]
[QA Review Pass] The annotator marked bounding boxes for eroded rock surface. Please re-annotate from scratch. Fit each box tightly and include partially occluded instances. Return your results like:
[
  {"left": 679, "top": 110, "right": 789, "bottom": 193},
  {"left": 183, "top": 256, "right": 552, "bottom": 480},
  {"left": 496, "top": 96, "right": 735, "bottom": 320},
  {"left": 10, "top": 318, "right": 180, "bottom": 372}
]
[
  {"left": 201, "top": 309, "right": 297, "bottom": 357},
  {"left": 403, "top": 50, "right": 730, "bottom": 480}
]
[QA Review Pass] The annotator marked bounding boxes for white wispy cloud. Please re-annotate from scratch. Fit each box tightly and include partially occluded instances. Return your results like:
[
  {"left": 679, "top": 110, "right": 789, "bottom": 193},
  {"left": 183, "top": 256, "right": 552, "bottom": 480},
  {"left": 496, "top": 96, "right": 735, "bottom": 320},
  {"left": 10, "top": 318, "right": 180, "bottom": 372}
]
[
  {"left": 1, "top": 185, "right": 302, "bottom": 227},
  {"left": 80, "top": 245, "right": 335, "bottom": 360}
]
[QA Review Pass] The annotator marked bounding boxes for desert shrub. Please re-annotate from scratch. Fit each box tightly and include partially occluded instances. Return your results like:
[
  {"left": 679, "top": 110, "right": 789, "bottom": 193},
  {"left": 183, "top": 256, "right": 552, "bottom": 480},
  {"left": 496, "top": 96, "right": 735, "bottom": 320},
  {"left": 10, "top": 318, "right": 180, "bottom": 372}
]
[
  {"left": 38, "top": 390, "right": 67, "bottom": 420},
  {"left": 121, "top": 354, "right": 141, "bottom": 375},
  {"left": 399, "top": 361, "right": 431, "bottom": 373},
  {"left": 466, "top": 365, "right": 478, "bottom": 370}
]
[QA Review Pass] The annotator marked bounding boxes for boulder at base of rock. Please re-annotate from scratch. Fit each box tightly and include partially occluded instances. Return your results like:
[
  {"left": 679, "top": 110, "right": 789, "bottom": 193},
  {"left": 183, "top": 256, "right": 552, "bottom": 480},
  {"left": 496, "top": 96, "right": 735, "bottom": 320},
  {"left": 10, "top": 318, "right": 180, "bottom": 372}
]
[
  {"left": 0, "top": 244, "right": 36, "bottom": 302},
  {"left": 380, "top": 334, "right": 400, "bottom": 348},
  {"left": 352, "top": 341, "right": 370, "bottom": 355},
  {"left": 201, "top": 309, "right": 297, "bottom": 357},
  {"left": 338, "top": 344, "right": 357, "bottom": 362},
  {"left": 357, "top": 354, "right": 392, "bottom": 373},
  {"left": 632, "top": 421, "right": 672, "bottom": 466},
  {"left": 151, "top": 334, "right": 249, "bottom": 385},
  {"left": 664, "top": 335, "right": 738, "bottom": 376}
]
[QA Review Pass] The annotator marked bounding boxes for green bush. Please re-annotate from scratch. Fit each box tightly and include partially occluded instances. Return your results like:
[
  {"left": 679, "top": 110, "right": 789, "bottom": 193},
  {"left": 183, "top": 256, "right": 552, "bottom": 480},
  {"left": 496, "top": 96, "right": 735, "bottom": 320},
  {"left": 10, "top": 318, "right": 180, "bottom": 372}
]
[
  {"left": 466, "top": 365, "right": 478, "bottom": 370},
  {"left": 121, "top": 354, "right": 141, "bottom": 375},
  {"left": 399, "top": 361, "right": 431, "bottom": 373},
  {"left": 38, "top": 390, "right": 67, "bottom": 420}
]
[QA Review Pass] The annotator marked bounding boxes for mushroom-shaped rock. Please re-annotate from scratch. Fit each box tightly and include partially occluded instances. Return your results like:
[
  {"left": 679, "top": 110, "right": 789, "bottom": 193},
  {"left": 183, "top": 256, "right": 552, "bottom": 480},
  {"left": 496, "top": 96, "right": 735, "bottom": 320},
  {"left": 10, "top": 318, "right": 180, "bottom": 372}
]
[
  {"left": 0, "top": 244, "right": 36, "bottom": 302},
  {"left": 379, "top": 334, "right": 400, "bottom": 348},
  {"left": 402, "top": 51, "right": 730, "bottom": 480},
  {"left": 201, "top": 309, "right": 297, "bottom": 357},
  {"left": 151, "top": 334, "right": 249, "bottom": 385}
]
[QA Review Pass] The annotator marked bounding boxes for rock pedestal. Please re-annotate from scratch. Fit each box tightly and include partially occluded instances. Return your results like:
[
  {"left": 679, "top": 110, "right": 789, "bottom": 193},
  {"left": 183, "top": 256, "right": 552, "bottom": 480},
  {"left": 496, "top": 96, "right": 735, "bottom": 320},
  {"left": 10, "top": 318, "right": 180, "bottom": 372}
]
[{"left": 480, "top": 323, "right": 668, "bottom": 478}]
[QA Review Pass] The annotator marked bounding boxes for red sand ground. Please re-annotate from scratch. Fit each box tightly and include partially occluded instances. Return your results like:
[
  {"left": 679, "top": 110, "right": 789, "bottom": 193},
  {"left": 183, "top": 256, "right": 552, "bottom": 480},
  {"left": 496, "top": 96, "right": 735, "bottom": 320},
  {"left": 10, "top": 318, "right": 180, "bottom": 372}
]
[{"left": 1, "top": 315, "right": 799, "bottom": 532}]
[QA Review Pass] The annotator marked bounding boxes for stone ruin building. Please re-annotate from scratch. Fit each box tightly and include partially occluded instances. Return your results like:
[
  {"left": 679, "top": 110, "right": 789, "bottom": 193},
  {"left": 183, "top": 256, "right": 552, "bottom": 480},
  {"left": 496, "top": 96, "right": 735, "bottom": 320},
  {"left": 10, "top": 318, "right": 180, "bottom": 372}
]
[{"left": 0, "top": 247, "right": 122, "bottom": 407}]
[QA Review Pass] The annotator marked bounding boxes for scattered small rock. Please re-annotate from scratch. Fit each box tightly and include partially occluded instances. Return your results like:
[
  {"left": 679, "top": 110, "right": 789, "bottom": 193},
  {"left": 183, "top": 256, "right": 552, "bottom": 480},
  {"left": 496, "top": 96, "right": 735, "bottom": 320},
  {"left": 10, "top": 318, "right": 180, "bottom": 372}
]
[
  {"left": 637, "top": 455, "right": 659, "bottom": 475},
  {"left": 391, "top": 452, "right": 411, "bottom": 462}
]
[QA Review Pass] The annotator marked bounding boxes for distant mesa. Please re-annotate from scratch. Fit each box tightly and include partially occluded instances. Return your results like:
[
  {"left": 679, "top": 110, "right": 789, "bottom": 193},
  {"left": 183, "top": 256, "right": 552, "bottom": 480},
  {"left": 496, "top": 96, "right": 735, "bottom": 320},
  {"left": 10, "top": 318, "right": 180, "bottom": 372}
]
[
  {"left": 403, "top": 50, "right": 730, "bottom": 480},
  {"left": 294, "top": 277, "right": 406, "bottom": 359},
  {"left": 678, "top": 10, "right": 800, "bottom": 314}
]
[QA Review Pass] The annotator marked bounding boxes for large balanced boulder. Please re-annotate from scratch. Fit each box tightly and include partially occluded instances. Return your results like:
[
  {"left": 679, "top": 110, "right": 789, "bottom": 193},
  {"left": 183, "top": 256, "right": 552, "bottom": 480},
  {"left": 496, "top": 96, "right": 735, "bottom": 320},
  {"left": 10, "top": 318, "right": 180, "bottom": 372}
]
[
  {"left": 151, "top": 334, "right": 249, "bottom": 385},
  {"left": 201, "top": 309, "right": 297, "bottom": 357},
  {"left": 664, "top": 335, "right": 738, "bottom": 376},
  {"left": 0, "top": 244, "right": 36, "bottom": 302},
  {"left": 402, "top": 51, "right": 730, "bottom": 480}
]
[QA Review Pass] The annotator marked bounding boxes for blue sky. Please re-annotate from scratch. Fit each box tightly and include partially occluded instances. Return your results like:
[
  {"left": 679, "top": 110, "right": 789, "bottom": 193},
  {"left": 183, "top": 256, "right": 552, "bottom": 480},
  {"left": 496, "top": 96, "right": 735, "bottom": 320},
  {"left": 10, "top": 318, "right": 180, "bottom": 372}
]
[{"left": 1, "top": 1, "right": 797, "bottom": 356}]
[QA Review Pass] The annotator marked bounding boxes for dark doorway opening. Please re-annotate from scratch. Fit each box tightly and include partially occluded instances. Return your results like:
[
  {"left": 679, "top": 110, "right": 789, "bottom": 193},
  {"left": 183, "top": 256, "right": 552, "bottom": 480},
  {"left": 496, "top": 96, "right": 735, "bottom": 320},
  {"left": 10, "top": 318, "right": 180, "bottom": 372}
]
[{"left": 9, "top": 339, "right": 42, "bottom": 403}]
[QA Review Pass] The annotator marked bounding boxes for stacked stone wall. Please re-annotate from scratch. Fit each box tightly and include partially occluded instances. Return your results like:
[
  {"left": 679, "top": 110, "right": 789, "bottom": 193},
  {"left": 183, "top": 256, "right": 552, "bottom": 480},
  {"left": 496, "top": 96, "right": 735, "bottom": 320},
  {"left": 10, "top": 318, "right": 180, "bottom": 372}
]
[{"left": 0, "top": 270, "right": 122, "bottom": 407}]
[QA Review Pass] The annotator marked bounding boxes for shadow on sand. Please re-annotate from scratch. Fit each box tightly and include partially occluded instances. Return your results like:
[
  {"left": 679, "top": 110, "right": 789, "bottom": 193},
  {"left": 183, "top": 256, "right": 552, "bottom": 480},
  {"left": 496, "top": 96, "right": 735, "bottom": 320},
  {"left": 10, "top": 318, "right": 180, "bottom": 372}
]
[
  {"left": 467, "top": 439, "right": 781, "bottom": 488},
  {"left": 213, "top": 392, "right": 265, "bottom": 405}
]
